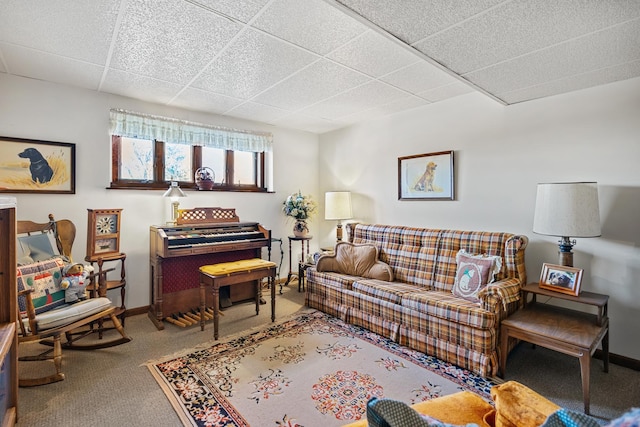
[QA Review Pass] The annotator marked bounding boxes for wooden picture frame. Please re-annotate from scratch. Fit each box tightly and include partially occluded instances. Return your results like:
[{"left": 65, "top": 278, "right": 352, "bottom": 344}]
[
  {"left": 0, "top": 136, "right": 76, "bottom": 194},
  {"left": 539, "top": 263, "right": 583, "bottom": 296},
  {"left": 398, "top": 150, "right": 454, "bottom": 200}
]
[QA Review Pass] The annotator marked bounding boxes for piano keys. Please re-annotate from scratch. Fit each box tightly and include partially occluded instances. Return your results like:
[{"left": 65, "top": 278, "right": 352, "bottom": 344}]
[{"left": 148, "top": 207, "right": 271, "bottom": 330}]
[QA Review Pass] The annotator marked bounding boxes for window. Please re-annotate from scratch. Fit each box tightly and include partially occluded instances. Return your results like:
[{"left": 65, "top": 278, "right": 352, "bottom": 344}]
[
  {"left": 108, "top": 109, "right": 272, "bottom": 192},
  {"left": 111, "top": 136, "right": 267, "bottom": 191}
]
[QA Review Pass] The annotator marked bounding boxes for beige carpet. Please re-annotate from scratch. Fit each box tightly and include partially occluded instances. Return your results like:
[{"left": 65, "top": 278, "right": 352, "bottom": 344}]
[{"left": 146, "top": 309, "right": 497, "bottom": 426}]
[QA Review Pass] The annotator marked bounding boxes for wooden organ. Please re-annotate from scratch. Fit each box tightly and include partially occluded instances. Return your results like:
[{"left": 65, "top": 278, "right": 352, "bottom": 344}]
[{"left": 148, "top": 207, "right": 271, "bottom": 330}]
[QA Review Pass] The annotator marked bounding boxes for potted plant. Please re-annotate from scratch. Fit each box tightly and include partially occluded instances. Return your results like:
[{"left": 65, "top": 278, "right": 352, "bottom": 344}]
[{"left": 282, "top": 191, "right": 317, "bottom": 237}]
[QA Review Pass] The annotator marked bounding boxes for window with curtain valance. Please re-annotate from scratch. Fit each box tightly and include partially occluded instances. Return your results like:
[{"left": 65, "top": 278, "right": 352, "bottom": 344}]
[
  {"left": 108, "top": 109, "right": 273, "bottom": 192},
  {"left": 109, "top": 109, "right": 273, "bottom": 152}
]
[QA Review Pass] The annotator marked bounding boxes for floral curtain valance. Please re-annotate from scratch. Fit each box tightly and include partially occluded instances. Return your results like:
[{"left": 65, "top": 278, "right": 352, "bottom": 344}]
[{"left": 109, "top": 109, "right": 273, "bottom": 153}]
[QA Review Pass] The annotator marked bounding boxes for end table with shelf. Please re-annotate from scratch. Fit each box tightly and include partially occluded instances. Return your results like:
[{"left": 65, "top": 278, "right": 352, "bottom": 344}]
[
  {"left": 85, "top": 252, "right": 127, "bottom": 323},
  {"left": 282, "top": 236, "right": 312, "bottom": 293},
  {"left": 499, "top": 282, "right": 609, "bottom": 414}
]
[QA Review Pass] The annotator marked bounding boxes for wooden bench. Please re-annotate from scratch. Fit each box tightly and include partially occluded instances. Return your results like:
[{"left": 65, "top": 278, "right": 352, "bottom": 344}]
[{"left": 199, "top": 258, "right": 277, "bottom": 340}]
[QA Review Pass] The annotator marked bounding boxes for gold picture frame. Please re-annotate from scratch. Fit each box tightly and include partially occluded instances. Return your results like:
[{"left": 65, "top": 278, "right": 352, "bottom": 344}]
[
  {"left": 539, "top": 263, "right": 583, "bottom": 296},
  {"left": 398, "top": 150, "right": 454, "bottom": 200}
]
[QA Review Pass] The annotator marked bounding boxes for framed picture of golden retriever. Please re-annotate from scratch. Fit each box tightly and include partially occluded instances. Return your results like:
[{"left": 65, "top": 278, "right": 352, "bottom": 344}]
[
  {"left": 539, "top": 263, "right": 583, "bottom": 296},
  {"left": 398, "top": 150, "right": 454, "bottom": 200},
  {"left": 0, "top": 136, "right": 76, "bottom": 194}
]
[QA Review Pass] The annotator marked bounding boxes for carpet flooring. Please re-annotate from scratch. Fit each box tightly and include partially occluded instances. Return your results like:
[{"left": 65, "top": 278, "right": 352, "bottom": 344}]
[
  {"left": 16, "top": 284, "right": 640, "bottom": 426},
  {"left": 147, "top": 310, "right": 496, "bottom": 426}
]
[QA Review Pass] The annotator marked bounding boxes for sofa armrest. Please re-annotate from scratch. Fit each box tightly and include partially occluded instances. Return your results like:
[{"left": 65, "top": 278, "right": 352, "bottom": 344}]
[{"left": 478, "top": 277, "right": 521, "bottom": 312}]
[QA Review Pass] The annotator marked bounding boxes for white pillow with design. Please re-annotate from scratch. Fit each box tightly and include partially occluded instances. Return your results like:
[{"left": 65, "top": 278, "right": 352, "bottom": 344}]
[{"left": 452, "top": 250, "right": 502, "bottom": 303}]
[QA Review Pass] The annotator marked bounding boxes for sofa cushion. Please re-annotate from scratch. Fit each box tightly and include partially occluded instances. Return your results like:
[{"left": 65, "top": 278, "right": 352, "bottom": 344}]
[
  {"left": 353, "top": 279, "right": 423, "bottom": 304},
  {"left": 316, "top": 242, "right": 394, "bottom": 281},
  {"left": 34, "top": 297, "right": 113, "bottom": 330},
  {"left": 452, "top": 250, "right": 502, "bottom": 303},
  {"left": 401, "top": 290, "right": 496, "bottom": 329}
]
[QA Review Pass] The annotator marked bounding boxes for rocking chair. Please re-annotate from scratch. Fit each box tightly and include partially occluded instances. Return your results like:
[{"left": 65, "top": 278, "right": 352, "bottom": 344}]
[{"left": 16, "top": 214, "right": 131, "bottom": 386}]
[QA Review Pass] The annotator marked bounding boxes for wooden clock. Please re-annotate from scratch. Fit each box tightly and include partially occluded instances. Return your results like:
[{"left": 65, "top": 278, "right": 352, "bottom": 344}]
[{"left": 86, "top": 208, "right": 122, "bottom": 261}]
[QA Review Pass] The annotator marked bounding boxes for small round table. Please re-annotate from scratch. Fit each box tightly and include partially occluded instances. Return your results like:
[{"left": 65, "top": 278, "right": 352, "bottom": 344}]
[{"left": 282, "top": 235, "right": 312, "bottom": 293}]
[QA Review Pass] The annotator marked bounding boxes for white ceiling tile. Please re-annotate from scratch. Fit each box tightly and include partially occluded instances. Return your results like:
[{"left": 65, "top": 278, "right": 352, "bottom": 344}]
[
  {"left": 335, "top": 0, "right": 504, "bottom": 44},
  {"left": 110, "top": 0, "right": 241, "bottom": 84},
  {"left": 101, "top": 69, "right": 184, "bottom": 105},
  {"left": 252, "top": 59, "right": 371, "bottom": 110},
  {"left": 499, "top": 60, "right": 640, "bottom": 104},
  {"left": 418, "top": 82, "right": 474, "bottom": 102},
  {"left": 0, "top": 0, "right": 119, "bottom": 65},
  {"left": 381, "top": 61, "right": 458, "bottom": 94},
  {"left": 299, "top": 80, "right": 407, "bottom": 120},
  {"left": 253, "top": 0, "right": 369, "bottom": 55},
  {"left": 192, "top": 29, "right": 317, "bottom": 99},
  {"left": 225, "top": 101, "right": 290, "bottom": 123},
  {"left": 341, "top": 95, "right": 429, "bottom": 123},
  {"left": 2, "top": 44, "right": 103, "bottom": 90},
  {"left": 327, "top": 30, "right": 419, "bottom": 77},
  {"left": 273, "top": 112, "right": 346, "bottom": 133},
  {"left": 414, "top": 0, "right": 640, "bottom": 74},
  {"left": 465, "top": 20, "right": 640, "bottom": 95},
  {"left": 170, "top": 87, "right": 244, "bottom": 114},
  {"left": 192, "top": 0, "right": 271, "bottom": 23}
]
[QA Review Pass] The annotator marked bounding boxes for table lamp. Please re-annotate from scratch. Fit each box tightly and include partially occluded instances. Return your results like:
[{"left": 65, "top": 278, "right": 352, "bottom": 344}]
[
  {"left": 163, "top": 181, "right": 187, "bottom": 224},
  {"left": 532, "top": 182, "right": 601, "bottom": 267},
  {"left": 325, "top": 191, "right": 353, "bottom": 242}
]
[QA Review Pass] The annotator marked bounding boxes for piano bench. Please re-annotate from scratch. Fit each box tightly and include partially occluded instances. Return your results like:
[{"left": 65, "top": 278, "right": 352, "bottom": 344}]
[{"left": 199, "top": 258, "right": 277, "bottom": 340}]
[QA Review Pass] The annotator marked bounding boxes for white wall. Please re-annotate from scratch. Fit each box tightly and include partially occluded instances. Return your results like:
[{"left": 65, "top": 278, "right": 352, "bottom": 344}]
[
  {"left": 0, "top": 74, "right": 320, "bottom": 314},
  {"left": 318, "top": 77, "right": 640, "bottom": 360}
]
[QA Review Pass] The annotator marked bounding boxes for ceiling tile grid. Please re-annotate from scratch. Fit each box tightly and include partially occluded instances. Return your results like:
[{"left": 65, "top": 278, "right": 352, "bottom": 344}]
[
  {"left": 251, "top": 58, "right": 371, "bottom": 111},
  {"left": 190, "top": 28, "right": 318, "bottom": 100},
  {"left": 109, "top": 0, "right": 242, "bottom": 85},
  {"left": 252, "top": 0, "right": 369, "bottom": 55},
  {"left": 0, "top": 0, "right": 120, "bottom": 65},
  {"left": 1, "top": 0, "right": 639, "bottom": 134},
  {"left": 298, "top": 80, "right": 409, "bottom": 120},
  {"left": 326, "top": 30, "right": 420, "bottom": 78}
]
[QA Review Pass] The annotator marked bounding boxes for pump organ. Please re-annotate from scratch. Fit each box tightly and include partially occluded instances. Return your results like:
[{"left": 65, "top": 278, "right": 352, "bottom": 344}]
[{"left": 148, "top": 207, "right": 271, "bottom": 330}]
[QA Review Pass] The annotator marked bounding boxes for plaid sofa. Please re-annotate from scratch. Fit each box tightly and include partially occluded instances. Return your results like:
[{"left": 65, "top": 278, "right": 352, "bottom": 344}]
[{"left": 305, "top": 223, "right": 528, "bottom": 377}]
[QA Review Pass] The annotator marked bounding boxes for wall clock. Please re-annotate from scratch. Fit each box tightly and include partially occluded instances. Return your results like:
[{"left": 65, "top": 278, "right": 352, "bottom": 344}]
[{"left": 86, "top": 208, "right": 122, "bottom": 261}]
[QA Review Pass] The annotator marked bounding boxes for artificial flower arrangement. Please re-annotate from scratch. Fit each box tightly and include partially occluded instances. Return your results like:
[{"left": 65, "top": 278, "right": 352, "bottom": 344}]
[{"left": 282, "top": 191, "right": 317, "bottom": 221}]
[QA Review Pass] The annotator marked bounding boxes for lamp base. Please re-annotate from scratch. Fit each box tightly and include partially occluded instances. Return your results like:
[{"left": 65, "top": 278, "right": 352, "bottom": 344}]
[
  {"left": 336, "top": 222, "right": 343, "bottom": 242},
  {"left": 558, "top": 236, "right": 576, "bottom": 267}
]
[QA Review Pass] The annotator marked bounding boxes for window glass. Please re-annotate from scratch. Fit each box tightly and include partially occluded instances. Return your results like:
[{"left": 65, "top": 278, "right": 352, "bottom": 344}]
[
  {"left": 120, "top": 137, "right": 153, "bottom": 180},
  {"left": 164, "top": 143, "right": 192, "bottom": 182},
  {"left": 234, "top": 151, "right": 255, "bottom": 186},
  {"left": 202, "top": 147, "right": 226, "bottom": 184}
]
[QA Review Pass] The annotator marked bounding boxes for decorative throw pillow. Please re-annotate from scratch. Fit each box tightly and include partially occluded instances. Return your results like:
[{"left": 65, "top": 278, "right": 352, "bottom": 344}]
[
  {"left": 316, "top": 241, "right": 394, "bottom": 281},
  {"left": 452, "top": 250, "right": 502, "bottom": 303},
  {"left": 367, "top": 398, "right": 477, "bottom": 427}
]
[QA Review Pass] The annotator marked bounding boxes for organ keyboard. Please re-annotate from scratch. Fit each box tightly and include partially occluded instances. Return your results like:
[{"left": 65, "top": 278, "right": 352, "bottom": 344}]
[{"left": 148, "top": 207, "right": 271, "bottom": 330}]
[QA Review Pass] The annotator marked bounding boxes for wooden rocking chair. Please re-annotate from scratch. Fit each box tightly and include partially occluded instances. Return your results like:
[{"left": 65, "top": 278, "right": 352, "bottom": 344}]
[{"left": 16, "top": 214, "right": 131, "bottom": 386}]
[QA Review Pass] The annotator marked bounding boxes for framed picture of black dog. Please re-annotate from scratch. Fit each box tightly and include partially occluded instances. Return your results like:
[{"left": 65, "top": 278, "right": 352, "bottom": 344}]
[
  {"left": 0, "top": 136, "right": 76, "bottom": 194},
  {"left": 539, "top": 263, "right": 583, "bottom": 296},
  {"left": 398, "top": 150, "right": 454, "bottom": 200}
]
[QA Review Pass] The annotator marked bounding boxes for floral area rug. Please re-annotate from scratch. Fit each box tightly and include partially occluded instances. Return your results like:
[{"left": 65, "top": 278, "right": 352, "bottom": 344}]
[{"left": 147, "top": 310, "right": 497, "bottom": 427}]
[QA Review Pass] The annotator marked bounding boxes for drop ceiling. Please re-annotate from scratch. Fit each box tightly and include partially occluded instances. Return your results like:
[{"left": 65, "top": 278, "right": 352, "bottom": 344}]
[{"left": 1, "top": 0, "right": 638, "bottom": 134}]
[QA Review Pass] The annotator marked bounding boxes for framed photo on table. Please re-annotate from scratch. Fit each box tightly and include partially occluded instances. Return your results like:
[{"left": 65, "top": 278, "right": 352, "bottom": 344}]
[
  {"left": 0, "top": 136, "right": 76, "bottom": 194},
  {"left": 539, "top": 263, "right": 583, "bottom": 296},
  {"left": 398, "top": 150, "right": 454, "bottom": 200}
]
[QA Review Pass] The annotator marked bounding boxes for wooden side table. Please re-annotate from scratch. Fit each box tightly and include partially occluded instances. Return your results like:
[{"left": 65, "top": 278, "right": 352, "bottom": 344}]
[
  {"left": 500, "top": 283, "right": 609, "bottom": 414},
  {"left": 282, "top": 235, "right": 312, "bottom": 293}
]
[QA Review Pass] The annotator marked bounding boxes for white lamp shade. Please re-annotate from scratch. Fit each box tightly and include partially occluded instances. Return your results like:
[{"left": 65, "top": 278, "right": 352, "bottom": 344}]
[
  {"left": 163, "top": 181, "right": 187, "bottom": 199},
  {"left": 325, "top": 191, "right": 353, "bottom": 220},
  {"left": 533, "top": 182, "right": 601, "bottom": 238}
]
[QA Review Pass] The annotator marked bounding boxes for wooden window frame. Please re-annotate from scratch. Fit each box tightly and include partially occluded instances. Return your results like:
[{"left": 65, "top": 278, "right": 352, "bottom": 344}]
[{"left": 109, "top": 136, "right": 267, "bottom": 192}]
